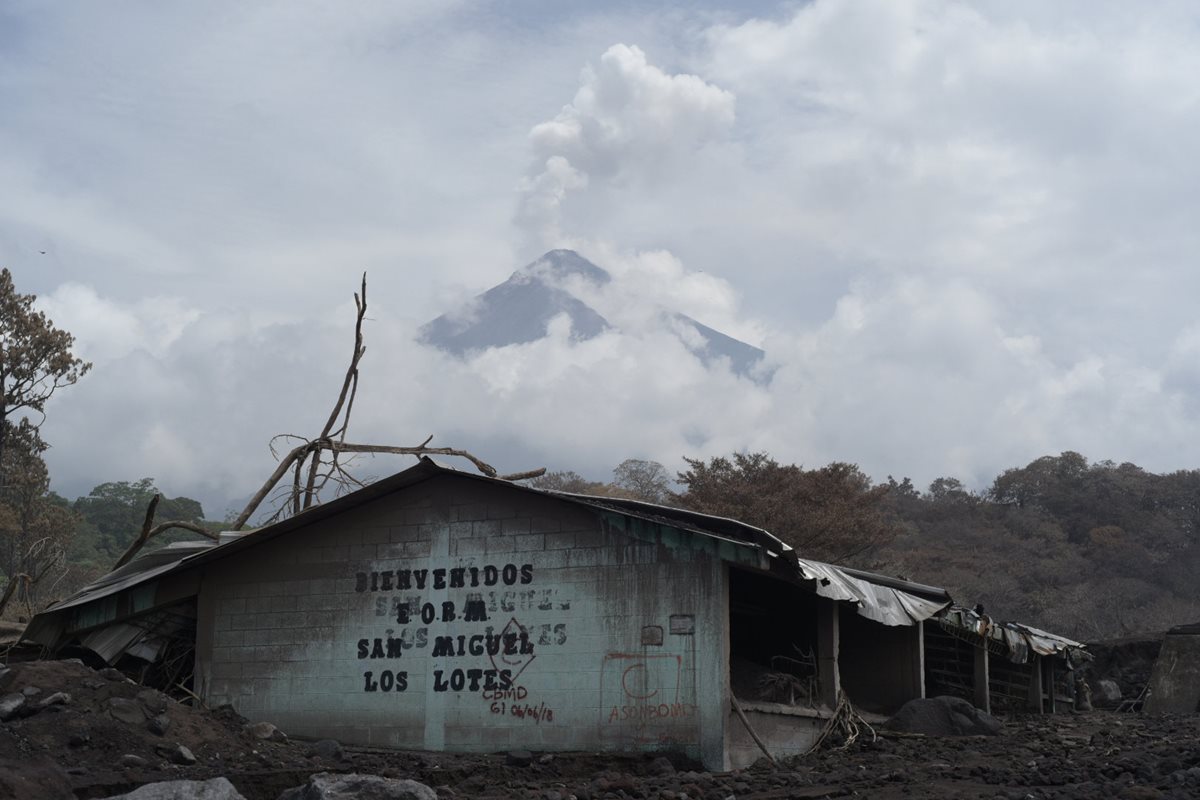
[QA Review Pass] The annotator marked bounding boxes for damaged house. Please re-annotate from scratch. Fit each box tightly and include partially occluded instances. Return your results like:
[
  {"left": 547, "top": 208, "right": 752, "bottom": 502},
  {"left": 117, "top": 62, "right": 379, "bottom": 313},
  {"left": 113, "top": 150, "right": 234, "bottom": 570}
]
[{"left": 25, "top": 458, "right": 1087, "bottom": 769}]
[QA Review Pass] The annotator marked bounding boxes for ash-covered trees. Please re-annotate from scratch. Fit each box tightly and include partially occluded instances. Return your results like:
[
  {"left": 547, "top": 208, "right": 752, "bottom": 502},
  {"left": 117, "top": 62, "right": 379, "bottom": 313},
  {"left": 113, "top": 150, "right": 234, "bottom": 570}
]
[
  {"left": 0, "top": 268, "right": 91, "bottom": 479},
  {"left": 675, "top": 452, "right": 898, "bottom": 566},
  {"left": 0, "top": 269, "right": 90, "bottom": 614},
  {"left": 0, "top": 421, "right": 78, "bottom": 614},
  {"left": 611, "top": 458, "right": 671, "bottom": 504}
]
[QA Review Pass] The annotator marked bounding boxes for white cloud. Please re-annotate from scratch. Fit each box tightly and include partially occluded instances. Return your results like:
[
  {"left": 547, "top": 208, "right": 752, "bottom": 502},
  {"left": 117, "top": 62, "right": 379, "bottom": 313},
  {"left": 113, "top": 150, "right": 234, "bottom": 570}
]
[
  {"left": 5, "top": 0, "right": 1200, "bottom": 519},
  {"left": 518, "top": 44, "right": 735, "bottom": 247}
]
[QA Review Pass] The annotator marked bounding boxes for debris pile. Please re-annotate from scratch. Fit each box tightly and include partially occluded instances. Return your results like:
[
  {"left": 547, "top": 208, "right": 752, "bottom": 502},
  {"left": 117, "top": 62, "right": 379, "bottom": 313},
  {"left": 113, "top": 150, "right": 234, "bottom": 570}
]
[{"left": 4, "top": 656, "right": 1200, "bottom": 799}]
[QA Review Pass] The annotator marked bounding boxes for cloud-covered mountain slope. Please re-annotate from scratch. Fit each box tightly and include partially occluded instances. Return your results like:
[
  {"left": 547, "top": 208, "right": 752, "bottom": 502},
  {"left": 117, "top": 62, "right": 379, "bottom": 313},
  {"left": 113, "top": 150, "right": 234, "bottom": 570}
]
[{"left": 418, "top": 250, "right": 766, "bottom": 377}]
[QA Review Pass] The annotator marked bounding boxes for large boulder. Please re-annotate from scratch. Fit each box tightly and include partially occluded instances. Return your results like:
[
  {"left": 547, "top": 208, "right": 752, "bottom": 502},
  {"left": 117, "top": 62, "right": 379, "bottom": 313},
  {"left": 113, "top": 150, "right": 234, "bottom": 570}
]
[
  {"left": 884, "top": 695, "right": 1003, "bottom": 737},
  {"left": 277, "top": 773, "right": 437, "bottom": 800},
  {"left": 105, "top": 777, "right": 246, "bottom": 799},
  {"left": 1094, "top": 679, "right": 1124, "bottom": 707}
]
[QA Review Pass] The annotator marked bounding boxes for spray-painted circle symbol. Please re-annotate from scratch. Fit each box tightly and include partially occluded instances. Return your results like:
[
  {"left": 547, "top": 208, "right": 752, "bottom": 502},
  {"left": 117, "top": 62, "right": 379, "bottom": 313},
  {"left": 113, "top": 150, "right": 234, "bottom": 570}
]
[{"left": 621, "top": 662, "right": 659, "bottom": 700}]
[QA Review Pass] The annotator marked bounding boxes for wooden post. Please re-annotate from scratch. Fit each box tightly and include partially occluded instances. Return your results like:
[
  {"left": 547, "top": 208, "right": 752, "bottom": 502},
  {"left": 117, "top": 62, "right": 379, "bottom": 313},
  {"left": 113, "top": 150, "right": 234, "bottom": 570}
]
[
  {"left": 817, "top": 598, "right": 840, "bottom": 708},
  {"left": 973, "top": 643, "right": 990, "bottom": 714},
  {"left": 1027, "top": 654, "right": 1044, "bottom": 712}
]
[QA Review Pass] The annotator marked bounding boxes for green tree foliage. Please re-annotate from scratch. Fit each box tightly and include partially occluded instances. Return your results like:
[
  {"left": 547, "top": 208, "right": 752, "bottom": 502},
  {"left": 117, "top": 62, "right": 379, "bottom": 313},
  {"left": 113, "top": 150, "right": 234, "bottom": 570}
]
[
  {"left": 0, "top": 268, "right": 91, "bottom": 485},
  {"left": 675, "top": 452, "right": 899, "bottom": 566},
  {"left": 73, "top": 479, "right": 206, "bottom": 563}
]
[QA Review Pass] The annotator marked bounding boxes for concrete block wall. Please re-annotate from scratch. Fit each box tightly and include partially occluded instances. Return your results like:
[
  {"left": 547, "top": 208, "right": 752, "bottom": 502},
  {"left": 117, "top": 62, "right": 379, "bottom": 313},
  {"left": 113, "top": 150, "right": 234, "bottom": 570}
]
[
  {"left": 726, "top": 706, "right": 821, "bottom": 769},
  {"left": 195, "top": 474, "right": 733, "bottom": 766}
]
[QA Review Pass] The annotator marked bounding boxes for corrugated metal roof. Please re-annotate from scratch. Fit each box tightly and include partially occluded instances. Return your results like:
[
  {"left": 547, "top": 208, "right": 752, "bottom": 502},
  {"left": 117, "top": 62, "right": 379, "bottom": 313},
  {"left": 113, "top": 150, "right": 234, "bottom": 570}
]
[
  {"left": 937, "top": 606, "right": 1089, "bottom": 663},
  {"left": 32, "top": 458, "right": 1078, "bottom": 655},
  {"left": 44, "top": 540, "right": 216, "bottom": 614}
]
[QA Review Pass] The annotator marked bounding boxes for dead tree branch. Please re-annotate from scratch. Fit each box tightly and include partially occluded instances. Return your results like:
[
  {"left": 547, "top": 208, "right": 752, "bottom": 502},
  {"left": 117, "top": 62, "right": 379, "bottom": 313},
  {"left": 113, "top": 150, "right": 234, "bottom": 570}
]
[
  {"left": 227, "top": 274, "right": 545, "bottom": 529},
  {"left": 112, "top": 494, "right": 218, "bottom": 570},
  {"left": 304, "top": 275, "right": 367, "bottom": 510}
]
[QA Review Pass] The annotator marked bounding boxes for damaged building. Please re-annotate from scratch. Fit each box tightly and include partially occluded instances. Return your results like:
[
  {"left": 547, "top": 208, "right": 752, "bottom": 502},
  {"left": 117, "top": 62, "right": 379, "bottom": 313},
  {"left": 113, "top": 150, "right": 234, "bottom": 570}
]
[{"left": 25, "top": 458, "right": 1087, "bottom": 769}]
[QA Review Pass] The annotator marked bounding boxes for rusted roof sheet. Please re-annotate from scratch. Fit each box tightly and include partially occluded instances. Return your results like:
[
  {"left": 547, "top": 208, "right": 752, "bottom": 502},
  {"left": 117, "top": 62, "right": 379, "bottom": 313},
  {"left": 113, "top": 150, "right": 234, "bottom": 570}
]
[{"left": 937, "top": 605, "right": 1088, "bottom": 663}]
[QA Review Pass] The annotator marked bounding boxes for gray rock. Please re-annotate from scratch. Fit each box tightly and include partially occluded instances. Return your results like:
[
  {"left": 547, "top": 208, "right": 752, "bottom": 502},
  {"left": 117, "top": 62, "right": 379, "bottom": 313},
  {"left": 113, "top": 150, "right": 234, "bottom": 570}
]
[
  {"left": 69, "top": 732, "right": 90, "bottom": 747},
  {"left": 649, "top": 756, "right": 676, "bottom": 776},
  {"left": 107, "top": 776, "right": 246, "bottom": 799},
  {"left": 148, "top": 713, "right": 171, "bottom": 736},
  {"left": 506, "top": 749, "right": 533, "bottom": 767},
  {"left": 305, "top": 739, "right": 344, "bottom": 761},
  {"left": 277, "top": 773, "right": 436, "bottom": 800},
  {"left": 884, "top": 696, "right": 1003, "bottom": 737},
  {"left": 21, "top": 686, "right": 41, "bottom": 698},
  {"left": 38, "top": 691, "right": 70, "bottom": 708},
  {"left": 99, "top": 667, "right": 129, "bottom": 682},
  {"left": 1094, "top": 679, "right": 1123, "bottom": 707},
  {"left": 119, "top": 754, "right": 149, "bottom": 768},
  {"left": 244, "top": 720, "right": 287, "bottom": 741},
  {"left": 109, "top": 697, "right": 148, "bottom": 724},
  {"left": 0, "top": 692, "right": 26, "bottom": 721},
  {"left": 155, "top": 743, "right": 197, "bottom": 765},
  {"left": 138, "top": 688, "right": 170, "bottom": 714}
]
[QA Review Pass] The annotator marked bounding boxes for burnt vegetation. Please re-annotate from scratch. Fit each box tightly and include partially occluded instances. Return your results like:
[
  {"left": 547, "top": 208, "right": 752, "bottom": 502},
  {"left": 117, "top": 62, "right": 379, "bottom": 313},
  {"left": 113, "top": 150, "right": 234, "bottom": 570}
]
[{"left": 532, "top": 448, "right": 1200, "bottom": 643}]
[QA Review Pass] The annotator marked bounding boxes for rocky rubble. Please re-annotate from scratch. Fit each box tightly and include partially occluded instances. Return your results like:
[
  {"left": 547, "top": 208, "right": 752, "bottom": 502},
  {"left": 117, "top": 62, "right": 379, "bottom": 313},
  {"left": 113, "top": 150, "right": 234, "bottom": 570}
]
[{"left": 2, "top": 657, "right": 1200, "bottom": 799}]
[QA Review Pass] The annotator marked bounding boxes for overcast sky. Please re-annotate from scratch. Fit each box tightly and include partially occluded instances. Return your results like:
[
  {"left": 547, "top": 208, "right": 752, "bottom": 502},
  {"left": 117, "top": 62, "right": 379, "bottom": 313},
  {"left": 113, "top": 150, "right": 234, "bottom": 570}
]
[{"left": 4, "top": 0, "right": 1200, "bottom": 519}]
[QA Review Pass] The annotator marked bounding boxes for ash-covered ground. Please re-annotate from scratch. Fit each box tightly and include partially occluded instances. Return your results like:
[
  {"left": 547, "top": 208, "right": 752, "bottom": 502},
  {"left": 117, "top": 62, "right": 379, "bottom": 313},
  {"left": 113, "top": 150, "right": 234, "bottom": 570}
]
[{"left": 2, "top": 658, "right": 1199, "bottom": 800}]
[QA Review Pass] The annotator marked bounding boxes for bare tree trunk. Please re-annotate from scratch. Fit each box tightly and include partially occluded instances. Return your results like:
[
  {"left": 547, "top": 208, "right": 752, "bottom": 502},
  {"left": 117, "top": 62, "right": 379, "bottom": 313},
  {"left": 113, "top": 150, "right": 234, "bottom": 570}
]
[{"left": 0, "top": 572, "right": 29, "bottom": 618}]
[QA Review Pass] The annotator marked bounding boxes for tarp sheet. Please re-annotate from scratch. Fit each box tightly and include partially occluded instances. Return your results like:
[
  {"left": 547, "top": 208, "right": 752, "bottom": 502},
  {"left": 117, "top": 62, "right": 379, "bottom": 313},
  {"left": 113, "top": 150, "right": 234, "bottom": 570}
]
[{"left": 794, "top": 558, "right": 952, "bottom": 627}]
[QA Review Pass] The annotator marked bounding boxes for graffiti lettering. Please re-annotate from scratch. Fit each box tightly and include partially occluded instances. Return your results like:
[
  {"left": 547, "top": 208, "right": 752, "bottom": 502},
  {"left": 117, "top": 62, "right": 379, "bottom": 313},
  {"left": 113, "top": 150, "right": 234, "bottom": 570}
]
[
  {"left": 356, "top": 628, "right": 429, "bottom": 659},
  {"left": 432, "top": 668, "right": 513, "bottom": 693},
  {"left": 484, "top": 589, "right": 571, "bottom": 613},
  {"left": 363, "top": 670, "right": 409, "bottom": 692},
  {"left": 429, "top": 631, "right": 536, "bottom": 658},
  {"left": 355, "top": 557, "right": 567, "bottom": 698},
  {"left": 606, "top": 703, "right": 696, "bottom": 723},
  {"left": 485, "top": 685, "right": 555, "bottom": 724},
  {"left": 355, "top": 563, "right": 533, "bottom": 593},
  {"left": 510, "top": 701, "right": 554, "bottom": 724}
]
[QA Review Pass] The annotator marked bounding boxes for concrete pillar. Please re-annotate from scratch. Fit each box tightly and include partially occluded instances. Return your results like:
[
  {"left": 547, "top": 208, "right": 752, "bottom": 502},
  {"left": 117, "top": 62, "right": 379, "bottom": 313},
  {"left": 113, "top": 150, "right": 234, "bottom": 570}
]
[
  {"left": 817, "top": 598, "right": 840, "bottom": 707},
  {"left": 1044, "top": 658, "right": 1056, "bottom": 713},
  {"left": 709, "top": 561, "right": 731, "bottom": 771},
  {"left": 1027, "top": 654, "right": 1044, "bottom": 712},
  {"left": 973, "top": 643, "right": 990, "bottom": 714},
  {"left": 915, "top": 621, "right": 926, "bottom": 699}
]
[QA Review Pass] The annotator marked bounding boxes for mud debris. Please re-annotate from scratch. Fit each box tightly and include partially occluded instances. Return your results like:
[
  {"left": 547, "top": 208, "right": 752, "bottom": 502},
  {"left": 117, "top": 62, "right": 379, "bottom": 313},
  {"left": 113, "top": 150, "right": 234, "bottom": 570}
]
[{"left": 1, "top": 658, "right": 1200, "bottom": 799}]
